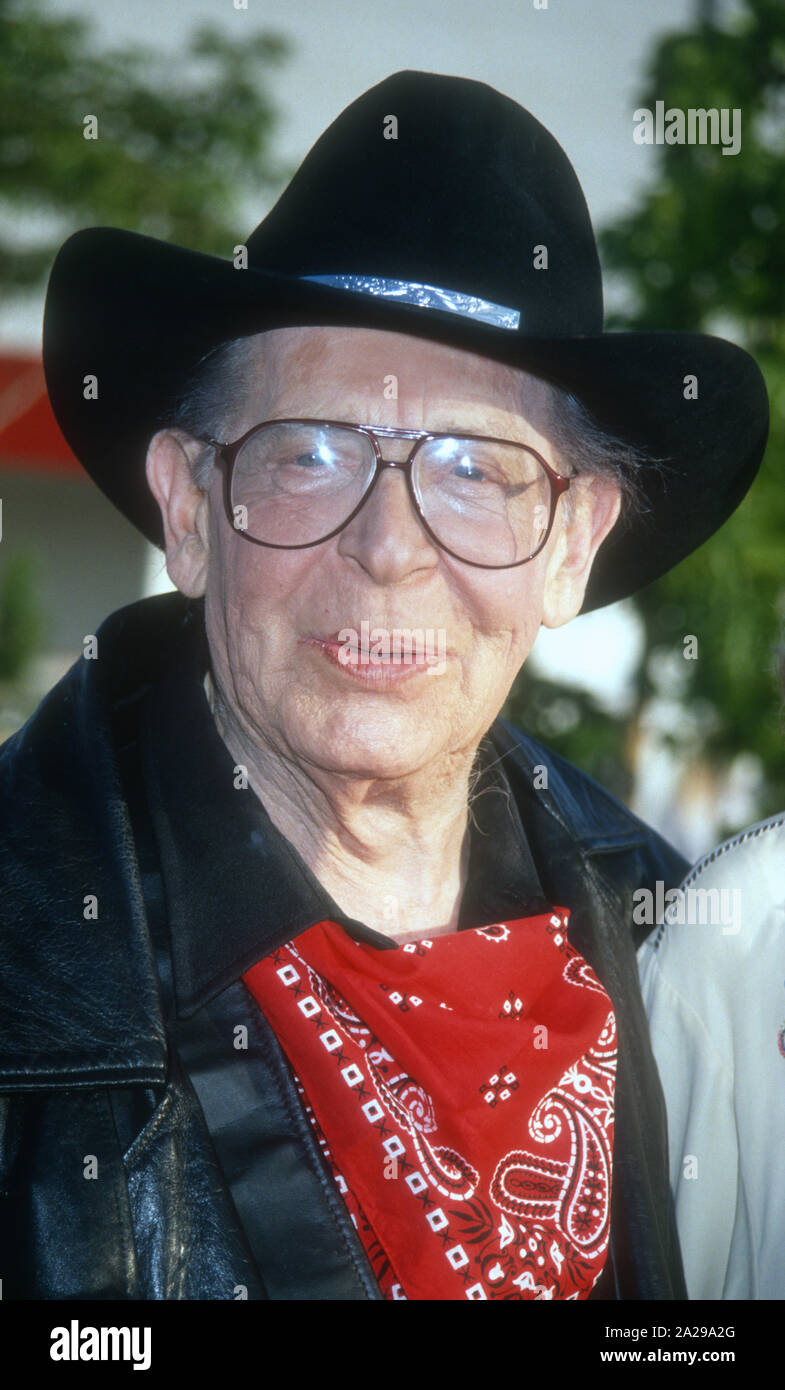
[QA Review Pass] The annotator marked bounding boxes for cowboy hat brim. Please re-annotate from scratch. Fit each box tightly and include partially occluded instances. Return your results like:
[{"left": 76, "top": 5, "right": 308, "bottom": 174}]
[{"left": 42, "top": 224, "right": 769, "bottom": 613}]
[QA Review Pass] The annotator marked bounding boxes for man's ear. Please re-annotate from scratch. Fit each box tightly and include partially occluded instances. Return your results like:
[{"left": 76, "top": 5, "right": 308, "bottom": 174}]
[
  {"left": 145, "top": 430, "right": 211, "bottom": 598},
  {"left": 541, "top": 476, "right": 622, "bottom": 629}
]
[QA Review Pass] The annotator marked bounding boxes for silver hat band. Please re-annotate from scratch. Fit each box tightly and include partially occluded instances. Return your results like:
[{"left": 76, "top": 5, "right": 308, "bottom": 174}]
[{"left": 301, "top": 273, "right": 520, "bottom": 331}]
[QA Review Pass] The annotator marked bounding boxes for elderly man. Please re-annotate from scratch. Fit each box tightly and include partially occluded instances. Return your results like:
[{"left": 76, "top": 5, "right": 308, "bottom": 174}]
[{"left": 0, "top": 72, "right": 768, "bottom": 1301}]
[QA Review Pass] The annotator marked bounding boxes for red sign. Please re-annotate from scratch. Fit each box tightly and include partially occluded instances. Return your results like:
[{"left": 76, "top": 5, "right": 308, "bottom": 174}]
[{"left": 0, "top": 354, "right": 82, "bottom": 477}]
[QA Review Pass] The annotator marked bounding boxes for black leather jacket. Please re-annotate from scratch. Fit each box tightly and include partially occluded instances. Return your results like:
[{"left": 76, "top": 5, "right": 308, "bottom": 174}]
[{"left": 0, "top": 594, "right": 688, "bottom": 1299}]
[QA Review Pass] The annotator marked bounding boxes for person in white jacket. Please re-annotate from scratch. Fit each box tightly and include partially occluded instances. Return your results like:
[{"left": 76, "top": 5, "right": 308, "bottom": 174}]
[{"left": 638, "top": 812, "right": 785, "bottom": 1299}]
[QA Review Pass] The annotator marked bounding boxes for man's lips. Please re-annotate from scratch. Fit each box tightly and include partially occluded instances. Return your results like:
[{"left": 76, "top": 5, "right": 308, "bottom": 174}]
[
  {"left": 298, "top": 631, "right": 450, "bottom": 682},
  {"left": 307, "top": 630, "right": 444, "bottom": 643}
]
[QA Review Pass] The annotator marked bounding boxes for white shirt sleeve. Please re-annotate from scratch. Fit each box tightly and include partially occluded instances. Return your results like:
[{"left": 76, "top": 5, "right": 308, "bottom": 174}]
[
  {"left": 638, "top": 816, "right": 785, "bottom": 1300},
  {"left": 639, "top": 936, "right": 743, "bottom": 1298}
]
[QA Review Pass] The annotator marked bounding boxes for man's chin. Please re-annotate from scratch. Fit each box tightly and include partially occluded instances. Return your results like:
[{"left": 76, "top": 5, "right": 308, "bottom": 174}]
[{"left": 284, "top": 713, "right": 455, "bottom": 783}]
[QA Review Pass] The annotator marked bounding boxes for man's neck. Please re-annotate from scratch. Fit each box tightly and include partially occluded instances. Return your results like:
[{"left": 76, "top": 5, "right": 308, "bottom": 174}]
[{"left": 203, "top": 671, "right": 474, "bottom": 940}]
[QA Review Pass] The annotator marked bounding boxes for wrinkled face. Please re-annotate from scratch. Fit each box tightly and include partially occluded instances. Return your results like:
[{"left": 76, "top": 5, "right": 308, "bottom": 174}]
[{"left": 148, "top": 326, "right": 620, "bottom": 780}]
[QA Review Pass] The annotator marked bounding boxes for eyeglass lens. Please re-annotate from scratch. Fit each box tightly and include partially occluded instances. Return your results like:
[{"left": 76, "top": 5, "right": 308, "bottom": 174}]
[{"left": 230, "top": 421, "right": 553, "bottom": 565}]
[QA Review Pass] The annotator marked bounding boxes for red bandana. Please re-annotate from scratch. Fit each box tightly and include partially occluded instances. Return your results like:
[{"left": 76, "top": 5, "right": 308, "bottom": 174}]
[{"left": 243, "top": 910, "right": 616, "bottom": 1300}]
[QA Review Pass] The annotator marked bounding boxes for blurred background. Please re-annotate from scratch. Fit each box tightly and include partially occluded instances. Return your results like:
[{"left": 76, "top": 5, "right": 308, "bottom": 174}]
[{"left": 1, "top": 0, "right": 783, "bottom": 861}]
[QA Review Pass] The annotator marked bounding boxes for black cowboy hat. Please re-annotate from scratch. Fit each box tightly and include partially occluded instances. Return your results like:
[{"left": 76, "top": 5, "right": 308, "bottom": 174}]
[{"left": 42, "top": 69, "right": 768, "bottom": 612}]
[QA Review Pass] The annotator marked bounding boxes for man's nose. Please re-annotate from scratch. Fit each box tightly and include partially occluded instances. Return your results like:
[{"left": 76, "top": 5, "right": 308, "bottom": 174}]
[{"left": 336, "top": 460, "right": 440, "bottom": 582}]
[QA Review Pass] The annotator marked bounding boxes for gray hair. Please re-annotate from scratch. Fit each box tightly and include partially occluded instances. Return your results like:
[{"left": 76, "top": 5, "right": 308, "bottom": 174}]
[
  {"left": 543, "top": 387, "right": 660, "bottom": 524},
  {"left": 162, "top": 334, "right": 660, "bottom": 522},
  {"left": 162, "top": 338, "right": 255, "bottom": 489}
]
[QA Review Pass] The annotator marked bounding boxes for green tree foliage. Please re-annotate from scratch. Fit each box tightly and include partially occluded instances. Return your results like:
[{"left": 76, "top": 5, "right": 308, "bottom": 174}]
[
  {"left": 0, "top": 0, "right": 291, "bottom": 290},
  {"left": 0, "top": 553, "right": 43, "bottom": 681},
  {"left": 505, "top": 0, "right": 785, "bottom": 824},
  {"left": 0, "top": 0, "right": 291, "bottom": 685}
]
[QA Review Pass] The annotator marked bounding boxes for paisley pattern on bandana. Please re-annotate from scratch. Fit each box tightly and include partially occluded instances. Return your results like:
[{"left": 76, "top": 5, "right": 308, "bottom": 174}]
[{"left": 244, "top": 909, "right": 616, "bottom": 1301}]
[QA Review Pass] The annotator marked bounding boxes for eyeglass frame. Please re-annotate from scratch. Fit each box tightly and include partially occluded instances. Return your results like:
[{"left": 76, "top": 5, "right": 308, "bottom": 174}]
[{"left": 198, "top": 417, "right": 575, "bottom": 570}]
